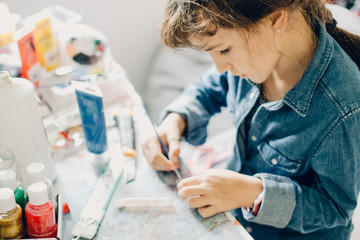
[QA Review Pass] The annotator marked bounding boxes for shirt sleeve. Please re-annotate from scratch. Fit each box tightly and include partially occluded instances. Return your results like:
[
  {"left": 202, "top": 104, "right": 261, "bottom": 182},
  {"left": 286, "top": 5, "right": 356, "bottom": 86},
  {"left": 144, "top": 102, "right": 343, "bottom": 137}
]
[
  {"left": 243, "top": 112, "right": 360, "bottom": 233},
  {"left": 159, "top": 65, "right": 230, "bottom": 146}
]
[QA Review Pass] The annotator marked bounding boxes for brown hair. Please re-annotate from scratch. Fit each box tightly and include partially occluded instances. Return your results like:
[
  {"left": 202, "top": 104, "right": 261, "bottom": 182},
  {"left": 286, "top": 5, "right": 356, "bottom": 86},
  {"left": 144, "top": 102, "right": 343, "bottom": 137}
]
[{"left": 160, "top": 0, "right": 360, "bottom": 68}]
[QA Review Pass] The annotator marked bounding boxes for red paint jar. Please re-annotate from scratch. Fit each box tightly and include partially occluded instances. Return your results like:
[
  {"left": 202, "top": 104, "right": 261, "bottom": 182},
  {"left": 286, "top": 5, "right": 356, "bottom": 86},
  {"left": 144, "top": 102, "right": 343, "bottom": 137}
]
[{"left": 25, "top": 182, "right": 57, "bottom": 238}]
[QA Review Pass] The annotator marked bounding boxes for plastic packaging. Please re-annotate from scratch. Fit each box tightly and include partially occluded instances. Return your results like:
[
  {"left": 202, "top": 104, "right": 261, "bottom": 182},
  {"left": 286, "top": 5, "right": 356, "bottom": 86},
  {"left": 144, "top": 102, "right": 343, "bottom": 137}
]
[
  {"left": 25, "top": 182, "right": 57, "bottom": 238},
  {"left": 33, "top": 17, "right": 59, "bottom": 71},
  {"left": 17, "top": 30, "right": 44, "bottom": 85},
  {"left": 0, "top": 188, "right": 25, "bottom": 239},
  {"left": 0, "top": 71, "right": 56, "bottom": 187}
]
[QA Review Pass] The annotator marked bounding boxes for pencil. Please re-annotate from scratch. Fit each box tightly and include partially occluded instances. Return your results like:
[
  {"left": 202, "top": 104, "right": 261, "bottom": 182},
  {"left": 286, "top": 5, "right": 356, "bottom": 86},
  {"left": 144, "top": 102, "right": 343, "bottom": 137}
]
[{"left": 143, "top": 105, "right": 182, "bottom": 180}]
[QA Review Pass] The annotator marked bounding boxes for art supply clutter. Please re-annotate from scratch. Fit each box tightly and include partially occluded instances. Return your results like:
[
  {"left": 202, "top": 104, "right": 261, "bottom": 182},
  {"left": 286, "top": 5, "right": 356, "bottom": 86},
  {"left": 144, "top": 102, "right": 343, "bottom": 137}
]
[{"left": 0, "top": 162, "right": 60, "bottom": 239}]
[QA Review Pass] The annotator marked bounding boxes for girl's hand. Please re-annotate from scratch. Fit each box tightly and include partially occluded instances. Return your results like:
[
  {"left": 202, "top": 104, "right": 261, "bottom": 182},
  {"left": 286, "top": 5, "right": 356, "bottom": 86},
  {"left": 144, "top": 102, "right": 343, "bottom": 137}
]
[
  {"left": 177, "top": 169, "right": 263, "bottom": 218},
  {"left": 142, "top": 113, "right": 186, "bottom": 171}
]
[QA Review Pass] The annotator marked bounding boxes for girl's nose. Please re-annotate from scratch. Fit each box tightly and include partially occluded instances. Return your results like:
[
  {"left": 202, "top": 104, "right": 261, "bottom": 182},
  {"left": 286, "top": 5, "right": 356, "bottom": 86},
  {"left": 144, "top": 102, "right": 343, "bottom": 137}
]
[{"left": 210, "top": 54, "right": 232, "bottom": 73}]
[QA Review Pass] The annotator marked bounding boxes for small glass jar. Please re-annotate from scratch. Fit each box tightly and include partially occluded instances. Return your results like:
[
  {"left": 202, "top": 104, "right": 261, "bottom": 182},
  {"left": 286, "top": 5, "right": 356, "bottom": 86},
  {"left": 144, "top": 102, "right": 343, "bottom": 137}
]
[{"left": 0, "top": 145, "right": 17, "bottom": 174}]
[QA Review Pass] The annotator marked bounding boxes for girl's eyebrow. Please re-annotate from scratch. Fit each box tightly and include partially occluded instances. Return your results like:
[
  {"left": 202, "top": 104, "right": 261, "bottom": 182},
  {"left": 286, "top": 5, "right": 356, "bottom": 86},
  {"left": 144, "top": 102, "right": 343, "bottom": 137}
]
[{"left": 204, "top": 43, "right": 223, "bottom": 51}]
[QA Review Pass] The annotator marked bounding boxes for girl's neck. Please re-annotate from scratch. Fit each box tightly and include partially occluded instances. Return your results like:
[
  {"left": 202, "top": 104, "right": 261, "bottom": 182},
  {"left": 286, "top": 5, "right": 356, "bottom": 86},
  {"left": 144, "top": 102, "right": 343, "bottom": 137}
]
[{"left": 263, "top": 11, "right": 316, "bottom": 102}]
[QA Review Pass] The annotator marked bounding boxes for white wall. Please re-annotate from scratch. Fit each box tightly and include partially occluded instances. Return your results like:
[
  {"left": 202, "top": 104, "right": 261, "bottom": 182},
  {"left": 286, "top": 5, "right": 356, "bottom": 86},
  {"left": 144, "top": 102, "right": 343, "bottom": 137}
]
[{"left": 3, "top": 0, "right": 167, "bottom": 96}]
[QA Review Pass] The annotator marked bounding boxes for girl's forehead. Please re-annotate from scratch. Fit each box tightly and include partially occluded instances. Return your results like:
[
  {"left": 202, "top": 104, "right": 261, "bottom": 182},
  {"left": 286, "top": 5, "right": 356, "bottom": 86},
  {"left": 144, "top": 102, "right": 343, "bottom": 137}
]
[
  {"left": 190, "top": 28, "right": 245, "bottom": 49},
  {"left": 188, "top": 29, "right": 228, "bottom": 47}
]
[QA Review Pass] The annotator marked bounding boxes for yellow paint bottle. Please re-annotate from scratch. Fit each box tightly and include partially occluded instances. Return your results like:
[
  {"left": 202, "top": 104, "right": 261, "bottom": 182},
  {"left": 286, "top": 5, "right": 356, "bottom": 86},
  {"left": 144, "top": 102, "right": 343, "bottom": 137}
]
[{"left": 0, "top": 188, "right": 25, "bottom": 239}]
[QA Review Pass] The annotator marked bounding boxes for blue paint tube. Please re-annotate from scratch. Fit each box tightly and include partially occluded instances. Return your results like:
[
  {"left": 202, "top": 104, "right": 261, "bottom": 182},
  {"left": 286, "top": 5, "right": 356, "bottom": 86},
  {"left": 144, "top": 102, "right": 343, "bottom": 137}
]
[{"left": 72, "top": 81, "right": 107, "bottom": 155}]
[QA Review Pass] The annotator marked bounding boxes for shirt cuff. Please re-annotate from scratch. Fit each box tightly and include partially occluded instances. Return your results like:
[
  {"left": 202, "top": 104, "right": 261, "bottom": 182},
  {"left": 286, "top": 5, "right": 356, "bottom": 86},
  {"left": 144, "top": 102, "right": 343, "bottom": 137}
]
[{"left": 242, "top": 173, "right": 296, "bottom": 228}]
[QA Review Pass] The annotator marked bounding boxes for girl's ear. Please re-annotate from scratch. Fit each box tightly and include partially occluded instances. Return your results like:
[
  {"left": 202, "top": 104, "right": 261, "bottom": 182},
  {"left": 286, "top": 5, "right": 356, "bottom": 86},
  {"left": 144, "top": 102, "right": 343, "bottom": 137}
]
[{"left": 268, "top": 10, "right": 288, "bottom": 33}]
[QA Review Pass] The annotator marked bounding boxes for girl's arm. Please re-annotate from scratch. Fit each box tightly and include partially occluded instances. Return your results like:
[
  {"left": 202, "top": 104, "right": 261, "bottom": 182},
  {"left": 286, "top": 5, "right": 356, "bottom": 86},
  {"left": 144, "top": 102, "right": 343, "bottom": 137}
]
[{"left": 245, "top": 113, "right": 360, "bottom": 233}]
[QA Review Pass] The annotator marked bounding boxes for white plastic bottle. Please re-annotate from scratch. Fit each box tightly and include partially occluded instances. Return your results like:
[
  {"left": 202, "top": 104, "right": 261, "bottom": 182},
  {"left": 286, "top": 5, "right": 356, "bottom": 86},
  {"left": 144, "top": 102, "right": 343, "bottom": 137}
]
[
  {"left": 26, "top": 163, "right": 55, "bottom": 206},
  {"left": 0, "top": 71, "right": 56, "bottom": 187}
]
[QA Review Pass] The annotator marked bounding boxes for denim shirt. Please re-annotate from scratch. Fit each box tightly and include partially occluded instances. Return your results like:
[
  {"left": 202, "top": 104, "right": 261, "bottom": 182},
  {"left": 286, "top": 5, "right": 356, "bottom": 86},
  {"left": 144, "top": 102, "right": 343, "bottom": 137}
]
[{"left": 161, "top": 22, "right": 360, "bottom": 239}]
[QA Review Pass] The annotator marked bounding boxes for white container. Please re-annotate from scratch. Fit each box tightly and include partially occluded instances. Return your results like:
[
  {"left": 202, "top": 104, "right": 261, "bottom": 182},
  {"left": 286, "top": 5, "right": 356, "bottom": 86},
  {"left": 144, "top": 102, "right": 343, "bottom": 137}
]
[{"left": 0, "top": 71, "right": 56, "bottom": 186}]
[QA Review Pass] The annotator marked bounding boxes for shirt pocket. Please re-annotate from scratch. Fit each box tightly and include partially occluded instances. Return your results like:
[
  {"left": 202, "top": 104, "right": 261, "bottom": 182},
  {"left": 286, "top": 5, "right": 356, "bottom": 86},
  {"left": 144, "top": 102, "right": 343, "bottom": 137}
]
[{"left": 257, "top": 141, "right": 302, "bottom": 177}]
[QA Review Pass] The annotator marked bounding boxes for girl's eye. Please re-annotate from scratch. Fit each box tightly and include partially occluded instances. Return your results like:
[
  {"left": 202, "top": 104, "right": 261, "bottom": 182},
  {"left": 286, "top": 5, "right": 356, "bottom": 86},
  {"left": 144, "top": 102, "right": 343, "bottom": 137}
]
[{"left": 220, "top": 48, "right": 231, "bottom": 55}]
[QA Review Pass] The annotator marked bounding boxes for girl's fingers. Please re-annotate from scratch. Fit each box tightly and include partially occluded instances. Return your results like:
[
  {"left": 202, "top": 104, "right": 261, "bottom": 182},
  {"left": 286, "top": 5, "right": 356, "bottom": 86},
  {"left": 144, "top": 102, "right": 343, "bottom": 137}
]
[
  {"left": 198, "top": 205, "right": 218, "bottom": 218},
  {"left": 177, "top": 176, "right": 202, "bottom": 189},
  {"left": 178, "top": 185, "right": 208, "bottom": 198},
  {"left": 151, "top": 153, "right": 178, "bottom": 171},
  {"left": 188, "top": 195, "right": 211, "bottom": 208},
  {"left": 167, "top": 133, "right": 181, "bottom": 169},
  {"left": 142, "top": 136, "right": 177, "bottom": 171}
]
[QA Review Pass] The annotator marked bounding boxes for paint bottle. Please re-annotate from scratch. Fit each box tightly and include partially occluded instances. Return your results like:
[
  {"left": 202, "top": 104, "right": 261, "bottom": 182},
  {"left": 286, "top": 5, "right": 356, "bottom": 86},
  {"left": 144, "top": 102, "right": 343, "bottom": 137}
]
[
  {"left": 25, "top": 182, "right": 57, "bottom": 238},
  {"left": 0, "top": 169, "right": 28, "bottom": 212},
  {"left": 72, "top": 81, "right": 109, "bottom": 165},
  {"left": 26, "top": 163, "right": 55, "bottom": 207},
  {"left": 0, "top": 188, "right": 25, "bottom": 239},
  {"left": 0, "top": 71, "right": 56, "bottom": 187}
]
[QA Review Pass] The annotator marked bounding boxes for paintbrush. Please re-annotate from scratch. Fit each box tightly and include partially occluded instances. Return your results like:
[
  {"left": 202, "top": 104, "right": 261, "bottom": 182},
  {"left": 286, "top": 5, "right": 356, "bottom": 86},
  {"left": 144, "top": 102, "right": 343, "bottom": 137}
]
[{"left": 143, "top": 105, "right": 182, "bottom": 180}]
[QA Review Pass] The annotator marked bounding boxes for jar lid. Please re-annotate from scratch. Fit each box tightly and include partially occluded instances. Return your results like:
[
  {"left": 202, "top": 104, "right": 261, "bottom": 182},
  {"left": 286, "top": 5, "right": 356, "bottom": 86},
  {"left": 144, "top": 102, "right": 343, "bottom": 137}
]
[
  {"left": 0, "top": 169, "right": 18, "bottom": 190},
  {"left": 27, "top": 182, "right": 48, "bottom": 206},
  {"left": 26, "top": 163, "right": 46, "bottom": 185},
  {"left": 0, "top": 187, "right": 16, "bottom": 212}
]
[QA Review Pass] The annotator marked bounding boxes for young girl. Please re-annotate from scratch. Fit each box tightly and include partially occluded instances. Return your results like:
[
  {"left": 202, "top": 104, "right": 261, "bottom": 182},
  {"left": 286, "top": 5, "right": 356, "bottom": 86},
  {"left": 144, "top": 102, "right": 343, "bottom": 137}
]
[{"left": 142, "top": 0, "right": 360, "bottom": 239}]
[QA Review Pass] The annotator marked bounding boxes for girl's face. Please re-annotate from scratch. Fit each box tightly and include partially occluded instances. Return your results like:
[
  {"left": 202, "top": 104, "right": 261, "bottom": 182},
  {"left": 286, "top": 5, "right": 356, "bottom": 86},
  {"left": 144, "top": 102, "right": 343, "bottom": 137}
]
[{"left": 190, "top": 23, "right": 281, "bottom": 83}]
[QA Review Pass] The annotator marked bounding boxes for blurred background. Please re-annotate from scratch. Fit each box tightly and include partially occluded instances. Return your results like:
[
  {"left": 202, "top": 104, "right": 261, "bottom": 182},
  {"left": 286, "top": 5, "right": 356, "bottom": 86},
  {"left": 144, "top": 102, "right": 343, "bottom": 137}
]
[{"left": 2, "top": 0, "right": 166, "bottom": 96}]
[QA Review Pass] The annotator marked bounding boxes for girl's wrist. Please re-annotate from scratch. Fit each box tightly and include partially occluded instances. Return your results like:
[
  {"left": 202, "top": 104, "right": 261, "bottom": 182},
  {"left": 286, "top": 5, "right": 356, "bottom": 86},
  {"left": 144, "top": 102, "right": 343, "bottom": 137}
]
[
  {"left": 166, "top": 112, "right": 186, "bottom": 135},
  {"left": 245, "top": 177, "right": 264, "bottom": 208}
]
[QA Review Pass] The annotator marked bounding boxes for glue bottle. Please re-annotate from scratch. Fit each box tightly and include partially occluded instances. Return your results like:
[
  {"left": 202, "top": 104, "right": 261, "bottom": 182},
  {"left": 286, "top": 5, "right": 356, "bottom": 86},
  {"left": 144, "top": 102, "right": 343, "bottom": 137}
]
[
  {"left": 0, "top": 188, "right": 25, "bottom": 239},
  {"left": 0, "top": 71, "right": 56, "bottom": 187},
  {"left": 0, "top": 169, "right": 28, "bottom": 212},
  {"left": 25, "top": 182, "right": 57, "bottom": 238},
  {"left": 26, "top": 163, "right": 55, "bottom": 207}
]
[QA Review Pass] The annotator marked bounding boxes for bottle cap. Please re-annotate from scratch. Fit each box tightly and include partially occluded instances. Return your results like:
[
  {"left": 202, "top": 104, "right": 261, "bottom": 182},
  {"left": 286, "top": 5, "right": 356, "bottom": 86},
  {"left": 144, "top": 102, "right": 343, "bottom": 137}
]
[
  {"left": 0, "top": 71, "right": 11, "bottom": 83},
  {"left": 27, "top": 182, "right": 48, "bottom": 206},
  {"left": 0, "top": 187, "right": 16, "bottom": 212},
  {"left": 0, "top": 169, "right": 18, "bottom": 190},
  {"left": 26, "top": 162, "right": 46, "bottom": 185}
]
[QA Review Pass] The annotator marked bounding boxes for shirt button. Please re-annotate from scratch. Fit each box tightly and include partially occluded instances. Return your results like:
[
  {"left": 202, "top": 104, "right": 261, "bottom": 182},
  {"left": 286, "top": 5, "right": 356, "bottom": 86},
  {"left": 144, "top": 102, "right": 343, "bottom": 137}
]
[
  {"left": 246, "top": 226, "right": 253, "bottom": 233},
  {"left": 249, "top": 92, "right": 255, "bottom": 99},
  {"left": 271, "top": 158, "right": 278, "bottom": 165},
  {"left": 251, "top": 136, "right": 257, "bottom": 141}
]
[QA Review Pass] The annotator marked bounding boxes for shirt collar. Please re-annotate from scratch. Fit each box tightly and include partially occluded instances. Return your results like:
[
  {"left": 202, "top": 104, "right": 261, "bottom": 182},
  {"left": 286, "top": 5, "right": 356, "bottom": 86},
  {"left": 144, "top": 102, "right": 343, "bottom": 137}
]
[{"left": 283, "top": 21, "right": 334, "bottom": 117}]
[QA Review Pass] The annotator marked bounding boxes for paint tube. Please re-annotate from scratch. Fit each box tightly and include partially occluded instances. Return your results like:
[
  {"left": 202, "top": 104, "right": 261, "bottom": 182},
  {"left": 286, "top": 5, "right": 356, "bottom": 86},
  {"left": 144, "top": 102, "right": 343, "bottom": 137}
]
[{"left": 72, "top": 81, "right": 108, "bottom": 164}]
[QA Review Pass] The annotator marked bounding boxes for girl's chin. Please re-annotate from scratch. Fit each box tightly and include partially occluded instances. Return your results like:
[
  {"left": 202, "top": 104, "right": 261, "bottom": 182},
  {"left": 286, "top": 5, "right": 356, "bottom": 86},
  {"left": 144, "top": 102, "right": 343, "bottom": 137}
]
[{"left": 230, "top": 71, "right": 247, "bottom": 78}]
